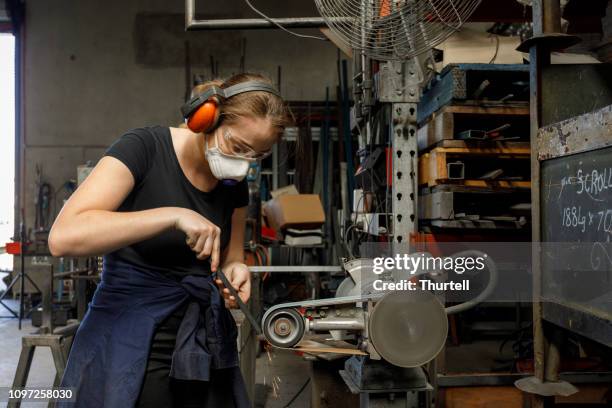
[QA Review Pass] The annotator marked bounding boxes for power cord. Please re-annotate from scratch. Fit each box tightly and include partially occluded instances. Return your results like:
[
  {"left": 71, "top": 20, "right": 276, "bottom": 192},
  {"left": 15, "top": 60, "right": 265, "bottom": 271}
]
[
  {"left": 244, "top": 0, "right": 328, "bottom": 41},
  {"left": 488, "top": 34, "right": 500, "bottom": 64},
  {"left": 281, "top": 378, "right": 311, "bottom": 408}
]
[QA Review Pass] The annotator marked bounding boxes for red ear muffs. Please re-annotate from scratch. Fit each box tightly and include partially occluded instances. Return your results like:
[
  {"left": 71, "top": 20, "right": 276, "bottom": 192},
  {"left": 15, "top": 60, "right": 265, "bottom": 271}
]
[
  {"left": 181, "top": 81, "right": 280, "bottom": 133},
  {"left": 187, "top": 98, "right": 220, "bottom": 133}
]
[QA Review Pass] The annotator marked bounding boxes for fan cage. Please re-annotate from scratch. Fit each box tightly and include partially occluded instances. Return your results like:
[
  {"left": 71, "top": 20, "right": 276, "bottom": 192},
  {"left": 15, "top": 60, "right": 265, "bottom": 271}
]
[{"left": 315, "top": 0, "right": 482, "bottom": 61}]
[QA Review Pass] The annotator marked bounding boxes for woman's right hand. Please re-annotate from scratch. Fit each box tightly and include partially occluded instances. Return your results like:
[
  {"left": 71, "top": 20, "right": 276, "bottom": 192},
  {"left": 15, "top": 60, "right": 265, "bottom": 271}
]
[{"left": 174, "top": 208, "right": 221, "bottom": 271}]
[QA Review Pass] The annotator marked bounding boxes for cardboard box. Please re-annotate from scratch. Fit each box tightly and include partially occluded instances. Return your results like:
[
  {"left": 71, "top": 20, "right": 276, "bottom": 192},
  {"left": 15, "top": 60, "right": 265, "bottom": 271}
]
[
  {"left": 269, "top": 184, "right": 298, "bottom": 199},
  {"left": 264, "top": 194, "right": 325, "bottom": 231}
]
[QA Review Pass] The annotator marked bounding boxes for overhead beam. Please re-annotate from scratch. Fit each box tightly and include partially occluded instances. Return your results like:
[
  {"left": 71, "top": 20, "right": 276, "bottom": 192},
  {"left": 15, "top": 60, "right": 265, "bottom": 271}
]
[{"left": 185, "top": 0, "right": 327, "bottom": 30}]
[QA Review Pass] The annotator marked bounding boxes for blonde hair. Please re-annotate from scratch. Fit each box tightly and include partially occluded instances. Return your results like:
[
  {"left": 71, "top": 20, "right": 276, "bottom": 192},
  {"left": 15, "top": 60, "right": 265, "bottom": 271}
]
[{"left": 190, "top": 73, "right": 293, "bottom": 137}]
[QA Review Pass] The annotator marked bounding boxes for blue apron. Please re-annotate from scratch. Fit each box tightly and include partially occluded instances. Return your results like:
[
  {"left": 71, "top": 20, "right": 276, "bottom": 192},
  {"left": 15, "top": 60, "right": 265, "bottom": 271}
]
[{"left": 58, "top": 259, "right": 250, "bottom": 408}]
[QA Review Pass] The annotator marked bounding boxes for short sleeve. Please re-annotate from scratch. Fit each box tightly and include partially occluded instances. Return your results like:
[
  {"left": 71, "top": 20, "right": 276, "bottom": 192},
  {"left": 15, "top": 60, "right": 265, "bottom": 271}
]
[
  {"left": 233, "top": 179, "right": 250, "bottom": 208},
  {"left": 104, "top": 128, "right": 157, "bottom": 185}
]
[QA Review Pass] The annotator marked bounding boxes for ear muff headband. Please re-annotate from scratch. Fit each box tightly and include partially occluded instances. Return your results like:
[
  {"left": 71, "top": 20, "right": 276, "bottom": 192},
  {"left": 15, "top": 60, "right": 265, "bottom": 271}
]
[{"left": 181, "top": 81, "right": 281, "bottom": 133}]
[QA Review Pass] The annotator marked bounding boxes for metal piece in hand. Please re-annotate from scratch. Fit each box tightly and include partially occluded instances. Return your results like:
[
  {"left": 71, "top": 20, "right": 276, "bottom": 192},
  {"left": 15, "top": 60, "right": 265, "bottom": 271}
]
[{"left": 216, "top": 268, "right": 262, "bottom": 335}]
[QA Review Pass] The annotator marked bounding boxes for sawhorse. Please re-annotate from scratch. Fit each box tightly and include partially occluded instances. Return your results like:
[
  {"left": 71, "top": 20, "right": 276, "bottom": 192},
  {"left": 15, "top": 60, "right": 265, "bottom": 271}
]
[{"left": 9, "top": 322, "right": 79, "bottom": 408}]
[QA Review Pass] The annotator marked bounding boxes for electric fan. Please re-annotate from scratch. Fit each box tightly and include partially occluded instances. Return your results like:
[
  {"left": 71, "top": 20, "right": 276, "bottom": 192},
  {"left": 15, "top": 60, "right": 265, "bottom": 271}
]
[{"left": 314, "top": 0, "right": 482, "bottom": 60}]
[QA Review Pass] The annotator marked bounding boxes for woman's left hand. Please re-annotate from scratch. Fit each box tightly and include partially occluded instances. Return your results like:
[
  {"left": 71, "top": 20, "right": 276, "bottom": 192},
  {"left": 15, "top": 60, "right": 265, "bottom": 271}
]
[{"left": 215, "top": 262, "right": 251, "bottom": 309}]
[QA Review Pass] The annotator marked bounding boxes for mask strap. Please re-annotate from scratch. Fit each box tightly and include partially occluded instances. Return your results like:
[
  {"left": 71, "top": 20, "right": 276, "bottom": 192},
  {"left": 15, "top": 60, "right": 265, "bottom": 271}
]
[{"left": 205, "top": 130, "right": 220, "bottom": 153}]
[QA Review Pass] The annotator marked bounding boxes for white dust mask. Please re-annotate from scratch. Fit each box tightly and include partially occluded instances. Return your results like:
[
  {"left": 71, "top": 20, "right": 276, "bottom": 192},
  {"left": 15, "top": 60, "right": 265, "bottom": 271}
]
[{"left": 205, "top": 132, "right": 253, "bottom": 184}]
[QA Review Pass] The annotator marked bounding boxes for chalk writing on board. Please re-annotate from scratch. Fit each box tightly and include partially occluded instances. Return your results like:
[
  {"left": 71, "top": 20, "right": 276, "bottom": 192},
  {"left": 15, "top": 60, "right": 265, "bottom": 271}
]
[
  {"left": 552, "top": 162, "right": 612, "bottom": 239},
  {"left": 559, "top": 166, "right": 612, "bottom": 203},
  {"left": 590, "top": 241, "right": 612, "bottom": 271},
  {"left": 561, "top": 206, "right": 612, "bottom": 235}
]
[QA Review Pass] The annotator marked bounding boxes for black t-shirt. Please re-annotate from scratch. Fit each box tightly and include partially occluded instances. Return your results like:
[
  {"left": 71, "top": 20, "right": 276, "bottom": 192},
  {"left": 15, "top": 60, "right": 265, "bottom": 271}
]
[{"left": 103, "top": 126, "right": 249, "bottom": 277}]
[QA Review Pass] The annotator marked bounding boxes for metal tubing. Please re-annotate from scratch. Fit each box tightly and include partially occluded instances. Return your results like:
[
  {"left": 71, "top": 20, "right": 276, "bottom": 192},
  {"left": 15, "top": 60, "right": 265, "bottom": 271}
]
[
  {"left": 530, "top": 2, "right": 557, "bottom": 406},
  {"left": 541, "top": 0, "right": 562, "bottom": 34},
  {"left": 249, "top": 265, "right": 343, "bottom": 273},
  {"left": 52, "top": 268, "right": 90, "bottom": 279},
  {"left": 530, "top": 43, "right": 550, "bottom": 388},
  {"left": 41, "top": 265, "right": 53, "bottom": 334},
  {"left": 185, "top": 0, "right": 327, "bottom": 30},
  {"left": 309, "top": 317, "right": 365, "bottom": 331},
  {"left": 18, "top": 222, "right": 25, "bottom": 330},
  {"left": 544, "top": 328, "right": 563, "bottom": 382},
  {"left": 188, "top": 17, "right": 329, "bottom": 30}
]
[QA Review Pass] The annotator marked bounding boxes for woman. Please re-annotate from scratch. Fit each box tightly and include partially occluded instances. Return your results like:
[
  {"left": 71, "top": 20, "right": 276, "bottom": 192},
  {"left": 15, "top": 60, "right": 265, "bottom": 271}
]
[{"left": 49, "top": 73, "right": 291, "bottom": 408}]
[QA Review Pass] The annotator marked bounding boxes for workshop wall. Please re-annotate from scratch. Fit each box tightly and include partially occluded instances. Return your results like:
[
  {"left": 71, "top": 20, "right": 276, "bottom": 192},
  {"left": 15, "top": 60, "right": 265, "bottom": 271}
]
[{"left": 21, "top": 0, "right": 339, "bottom": 234}]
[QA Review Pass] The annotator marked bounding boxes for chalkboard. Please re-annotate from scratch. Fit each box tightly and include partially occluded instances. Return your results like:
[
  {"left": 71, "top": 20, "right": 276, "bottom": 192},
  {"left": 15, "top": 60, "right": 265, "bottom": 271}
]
[
  {"left": 542, "top": 146, "right": 612, "bottom": 243},
  {"left": 540, "top": 145, "right": 612, "bottom": 341}
]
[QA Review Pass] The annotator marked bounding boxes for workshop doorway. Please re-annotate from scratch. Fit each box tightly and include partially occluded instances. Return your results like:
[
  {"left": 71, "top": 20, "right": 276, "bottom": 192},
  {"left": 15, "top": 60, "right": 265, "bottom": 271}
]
[{"left": 0, "top": 33, "right": 15, "bottom": 290}]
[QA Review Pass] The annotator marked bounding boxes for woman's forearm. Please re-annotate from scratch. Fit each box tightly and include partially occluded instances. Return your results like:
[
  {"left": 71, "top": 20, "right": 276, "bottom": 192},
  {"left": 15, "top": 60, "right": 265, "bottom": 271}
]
[
  {"left": 222, "top": 252, "right": 245, "bottom": 268},
  {"left": 48, "top": 207, "right": 183, "bottom": 257},
  {"left": 221, "top": 207, "right": 247, "bottom": 268}
]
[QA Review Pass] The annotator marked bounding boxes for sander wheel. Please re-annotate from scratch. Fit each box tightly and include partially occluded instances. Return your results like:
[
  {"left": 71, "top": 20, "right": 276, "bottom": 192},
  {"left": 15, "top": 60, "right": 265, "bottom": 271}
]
[{"left": 263, "top": 308, "right": 305, "bottom": 348}]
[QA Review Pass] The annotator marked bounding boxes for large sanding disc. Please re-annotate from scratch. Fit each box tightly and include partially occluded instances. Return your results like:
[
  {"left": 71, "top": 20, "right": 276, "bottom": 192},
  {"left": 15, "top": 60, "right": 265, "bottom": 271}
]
[
  {"left": 369, "top": 290, "right": 448, "bottom": 368},
  {"left": 335, "top": 277, "right": 356, "bottom": 298}
]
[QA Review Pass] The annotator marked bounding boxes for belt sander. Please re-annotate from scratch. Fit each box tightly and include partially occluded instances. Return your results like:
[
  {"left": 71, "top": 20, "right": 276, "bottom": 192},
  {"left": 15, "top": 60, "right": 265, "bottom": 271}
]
[{"left": 261, "top": 251, "right": 497, "bottom": 368}]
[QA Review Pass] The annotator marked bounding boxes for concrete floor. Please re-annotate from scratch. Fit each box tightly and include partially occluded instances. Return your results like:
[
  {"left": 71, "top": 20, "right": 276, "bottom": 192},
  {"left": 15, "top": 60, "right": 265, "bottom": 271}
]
[
  {"left": 254, "top": 349, "right": 311, "bottom": 408},
  {"left": 0, "top": 300, "right": 57, "bottom": 407},
  {"left": 0, "top": 300, "right": 312, "bottom": 408}
]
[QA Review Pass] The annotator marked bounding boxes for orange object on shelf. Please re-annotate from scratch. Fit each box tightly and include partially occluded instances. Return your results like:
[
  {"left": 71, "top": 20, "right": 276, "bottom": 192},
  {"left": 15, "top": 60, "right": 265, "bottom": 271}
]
[
  {"left": 5, "top": 242, "right": 21, "bottom": 255},
  {"left": 261, "top": 226, "right": 277, "bottom": 241}
]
